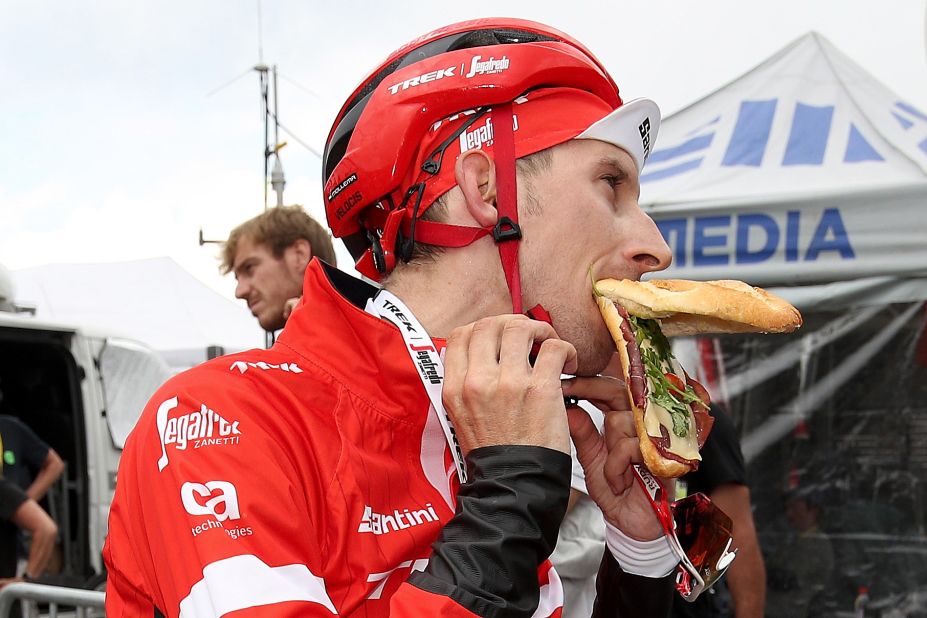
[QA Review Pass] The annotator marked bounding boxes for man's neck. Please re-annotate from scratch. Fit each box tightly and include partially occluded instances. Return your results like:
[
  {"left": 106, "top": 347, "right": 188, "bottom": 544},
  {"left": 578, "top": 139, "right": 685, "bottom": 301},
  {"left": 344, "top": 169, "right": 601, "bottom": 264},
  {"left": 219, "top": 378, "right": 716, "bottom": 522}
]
[{"left": 382, "top": 253, "right": 511, "bottom": 338}]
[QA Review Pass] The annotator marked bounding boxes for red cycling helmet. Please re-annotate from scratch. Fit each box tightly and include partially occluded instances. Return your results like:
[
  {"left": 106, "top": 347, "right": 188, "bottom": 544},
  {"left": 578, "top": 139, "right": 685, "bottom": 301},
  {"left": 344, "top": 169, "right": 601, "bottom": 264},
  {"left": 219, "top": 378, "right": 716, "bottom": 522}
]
[{"left": 322, "top": 18, "right": 659, "bottom": 313}]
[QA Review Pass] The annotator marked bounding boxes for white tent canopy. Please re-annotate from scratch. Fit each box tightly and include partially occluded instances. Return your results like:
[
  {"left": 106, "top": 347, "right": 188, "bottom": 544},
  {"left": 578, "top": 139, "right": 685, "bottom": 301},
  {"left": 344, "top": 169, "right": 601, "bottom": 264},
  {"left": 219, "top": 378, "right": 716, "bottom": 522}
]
[
  {"left": 12, "top": 257, "right": 265, "bottom": 367},
  {"left": 640, "top": 32, "right": 927, "bottom": 304},
  {"left": 647, "top": 36, "right": 927, "bottom": 613}
]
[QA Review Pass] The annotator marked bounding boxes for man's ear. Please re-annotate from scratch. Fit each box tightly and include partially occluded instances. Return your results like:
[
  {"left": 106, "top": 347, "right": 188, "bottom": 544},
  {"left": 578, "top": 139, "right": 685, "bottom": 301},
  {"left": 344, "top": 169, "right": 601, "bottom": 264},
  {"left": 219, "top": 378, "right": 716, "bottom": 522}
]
[
  {"left": 289, "top": 238, "right": 313, "bottom": 268},
  {"left": 454, "top": 149, "right": 497, "bottom": 228}
]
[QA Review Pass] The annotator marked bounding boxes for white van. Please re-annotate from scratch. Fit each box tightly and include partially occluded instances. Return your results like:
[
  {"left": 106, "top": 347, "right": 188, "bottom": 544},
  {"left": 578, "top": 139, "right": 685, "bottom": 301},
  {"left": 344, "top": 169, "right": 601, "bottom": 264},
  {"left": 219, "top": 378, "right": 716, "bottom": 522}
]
[{"left": 0, "top": 310, "right": 171, "bottom": 585}]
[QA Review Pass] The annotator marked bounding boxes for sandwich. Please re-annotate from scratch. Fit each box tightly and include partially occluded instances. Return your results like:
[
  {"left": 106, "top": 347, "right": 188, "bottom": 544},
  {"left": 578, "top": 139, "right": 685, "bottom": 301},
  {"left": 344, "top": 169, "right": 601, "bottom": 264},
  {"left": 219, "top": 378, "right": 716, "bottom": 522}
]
[{"left": 593, "top": 279, "right": 802, "bottom": 477}]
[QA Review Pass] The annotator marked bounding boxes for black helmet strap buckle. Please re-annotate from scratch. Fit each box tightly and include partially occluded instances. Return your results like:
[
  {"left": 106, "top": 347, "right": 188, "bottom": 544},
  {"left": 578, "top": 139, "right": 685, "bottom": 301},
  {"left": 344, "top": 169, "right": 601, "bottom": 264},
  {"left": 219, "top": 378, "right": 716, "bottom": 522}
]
[
  {"left": 492, "top": 216, "right": 522, "bottom": 242},
  {"left": 366, "top": 228, "right": 387, "bottom": 275}
]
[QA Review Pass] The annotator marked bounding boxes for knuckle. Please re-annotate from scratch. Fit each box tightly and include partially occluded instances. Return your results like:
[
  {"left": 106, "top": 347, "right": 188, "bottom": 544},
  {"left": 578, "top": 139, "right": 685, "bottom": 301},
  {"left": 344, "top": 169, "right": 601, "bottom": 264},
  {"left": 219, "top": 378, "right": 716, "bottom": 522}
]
[
  {"left": 461, "top": 372, "right": 493, "bottom": 400},
  {"left": 503, "top": 319, "right": 531, "bottom": 336},
  {"left": 446, "top": 328, "right": 463, "bottom": 347},
  {"left": 472, "top": 316, "right": 499, "bottom": 333}
]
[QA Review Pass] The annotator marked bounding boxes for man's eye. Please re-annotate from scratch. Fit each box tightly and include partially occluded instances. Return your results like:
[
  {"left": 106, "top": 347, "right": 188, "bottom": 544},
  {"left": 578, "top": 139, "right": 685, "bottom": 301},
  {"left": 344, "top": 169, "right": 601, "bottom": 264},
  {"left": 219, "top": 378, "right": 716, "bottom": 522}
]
[{"left": 602, "top": 175, "right": 620, "bottom": 188}]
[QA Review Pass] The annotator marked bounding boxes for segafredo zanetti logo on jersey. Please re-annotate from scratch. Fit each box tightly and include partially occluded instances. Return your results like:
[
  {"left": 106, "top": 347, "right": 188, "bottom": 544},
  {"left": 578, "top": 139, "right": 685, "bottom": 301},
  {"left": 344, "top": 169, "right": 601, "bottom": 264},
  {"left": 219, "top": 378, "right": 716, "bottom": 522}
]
[
  {"left": 230, "top": 360, "right": 303, "bottom": 374},
  {"left": 410, "top": 343, "right": 441, "bottom": 385},
  {"left": 465, "top": 55, "right": 510, "bottom": 78},
  {"left": 156, "top": 397, "right": 242, "bottom": 472},
  {"left": 358, "top": 503, "right": 439, "bottom": 535}
]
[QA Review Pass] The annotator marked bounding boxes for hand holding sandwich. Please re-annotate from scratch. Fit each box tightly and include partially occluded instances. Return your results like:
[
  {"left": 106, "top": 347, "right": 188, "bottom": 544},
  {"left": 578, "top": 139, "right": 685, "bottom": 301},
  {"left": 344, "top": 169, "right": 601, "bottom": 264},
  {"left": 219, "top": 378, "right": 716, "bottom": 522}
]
[{"left": 564, "top": 376, "right": 672, "bottom": 541}]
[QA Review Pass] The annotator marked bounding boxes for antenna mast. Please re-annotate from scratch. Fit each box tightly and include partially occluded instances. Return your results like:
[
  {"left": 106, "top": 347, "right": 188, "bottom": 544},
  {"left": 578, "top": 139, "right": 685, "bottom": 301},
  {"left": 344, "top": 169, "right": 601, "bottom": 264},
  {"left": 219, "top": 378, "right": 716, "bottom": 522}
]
[{"left": 255, "top": 0, "right": 286, "bottom": 210}]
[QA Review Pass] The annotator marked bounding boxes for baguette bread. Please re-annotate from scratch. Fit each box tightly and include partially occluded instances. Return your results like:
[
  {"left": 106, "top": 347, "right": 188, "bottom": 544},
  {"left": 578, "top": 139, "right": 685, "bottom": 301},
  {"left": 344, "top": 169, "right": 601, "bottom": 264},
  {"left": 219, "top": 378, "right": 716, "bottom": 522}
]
[
  {"left": 595, "top": 278, "right": 802, "bottom": 336},
  {"left": 594, "top": 278, "right": 801, "bottom": 477}
]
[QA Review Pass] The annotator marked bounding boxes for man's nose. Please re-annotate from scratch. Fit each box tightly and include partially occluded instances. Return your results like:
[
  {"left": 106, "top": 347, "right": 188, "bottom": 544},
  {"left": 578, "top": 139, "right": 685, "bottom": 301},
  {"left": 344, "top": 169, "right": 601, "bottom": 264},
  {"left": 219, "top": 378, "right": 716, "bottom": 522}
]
[
  {"left": 629, "top": 210, "right": 673, "bottom": 274},
  {"left": 235, "top": 279, "right": 250, "bottom": 300}
]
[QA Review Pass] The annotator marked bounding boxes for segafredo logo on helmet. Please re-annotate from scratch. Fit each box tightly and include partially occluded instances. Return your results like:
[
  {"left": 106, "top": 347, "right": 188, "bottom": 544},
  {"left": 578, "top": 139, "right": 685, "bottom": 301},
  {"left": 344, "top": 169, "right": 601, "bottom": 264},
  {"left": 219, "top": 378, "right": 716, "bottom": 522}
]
[
  {"left": 388, "top": 66, "right": 456, "bottom": 95},
  {"left": 456, "top": 95, "right": 528, "bottom": 152},
  {"left": 459, "top": 114, "right": 521, "bottom": 152},
  {"left": 465, "top": 55, "right": 510, "bottom": 78},
  {"left": 639, "top": 117, "right": 652, "bottom": 163}
]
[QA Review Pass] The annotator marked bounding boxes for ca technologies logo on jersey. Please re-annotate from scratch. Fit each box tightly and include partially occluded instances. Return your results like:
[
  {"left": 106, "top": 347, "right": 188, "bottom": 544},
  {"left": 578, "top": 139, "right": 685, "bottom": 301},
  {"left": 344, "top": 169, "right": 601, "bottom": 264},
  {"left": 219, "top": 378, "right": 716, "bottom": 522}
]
[
  {"left": 182, "top": 480, "right": 253, "bottom": 541},
  {"left": 156, "top": 397, "right": 242, "bottom": 472}
]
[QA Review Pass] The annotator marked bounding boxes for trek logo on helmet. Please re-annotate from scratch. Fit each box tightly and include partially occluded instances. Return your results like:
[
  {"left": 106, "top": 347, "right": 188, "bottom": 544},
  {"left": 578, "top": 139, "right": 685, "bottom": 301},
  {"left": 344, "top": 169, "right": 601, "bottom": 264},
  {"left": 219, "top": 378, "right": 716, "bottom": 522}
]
[
  {"left": 387, "top": 66, "right": 456, "bottom": 95},
  {"left": 464, "top": 55, "right": 511, "bottom": 78}
]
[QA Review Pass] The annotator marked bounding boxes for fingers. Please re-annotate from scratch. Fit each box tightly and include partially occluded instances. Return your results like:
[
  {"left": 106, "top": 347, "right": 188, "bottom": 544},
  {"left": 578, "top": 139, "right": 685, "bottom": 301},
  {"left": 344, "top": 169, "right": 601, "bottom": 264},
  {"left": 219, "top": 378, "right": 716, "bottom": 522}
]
[
  {"left": 461, "top": 314, "right": 574, "bottom": 379},
  {"left": 497, "top": 315, "right": 559, "bottom": 368},
  {"left": 567, "top": 406, "right": 604, "bottom": 468},
  {"left": 443, "top": 323, "right": 472, "bottom": 410},
  {"left": 533, "top": 338, "right": 578, "bottom": 378},
  {"left": 442, "top": 315, "right": 574, "bottom": 454},
  {"left": 562, "top": 375, "right": 632, "bottom": 412},
  {"left": 602, "top": 411, "right": 642, "bottom": 494},
  {"left": 282, "top": 297, "right": 300, "bottom": 320},
  {"left": 468, "top": 315, "right": 507, "bottom": 371}
]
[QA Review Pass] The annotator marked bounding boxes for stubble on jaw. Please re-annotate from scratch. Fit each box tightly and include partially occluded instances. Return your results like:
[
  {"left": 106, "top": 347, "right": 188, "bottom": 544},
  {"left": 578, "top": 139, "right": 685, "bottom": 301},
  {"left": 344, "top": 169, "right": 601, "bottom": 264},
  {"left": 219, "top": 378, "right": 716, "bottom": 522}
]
[{"left": 549, "top": 302, "right": 614, "bottom": 377}]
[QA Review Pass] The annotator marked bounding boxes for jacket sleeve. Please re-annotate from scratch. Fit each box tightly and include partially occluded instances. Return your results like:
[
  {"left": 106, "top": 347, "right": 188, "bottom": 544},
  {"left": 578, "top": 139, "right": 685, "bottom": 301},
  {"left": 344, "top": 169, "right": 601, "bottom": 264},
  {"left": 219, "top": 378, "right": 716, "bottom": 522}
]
[{"left": 396, "top": 445, "right": 571, "bottom": 617}]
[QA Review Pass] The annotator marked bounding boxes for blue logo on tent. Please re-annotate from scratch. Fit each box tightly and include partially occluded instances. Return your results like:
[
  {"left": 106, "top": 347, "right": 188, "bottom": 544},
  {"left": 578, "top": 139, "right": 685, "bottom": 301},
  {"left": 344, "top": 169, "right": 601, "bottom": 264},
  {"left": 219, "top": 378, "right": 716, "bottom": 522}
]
[
  {"left": 641, "top": 98, "right": 900, "bottom": 183},
  {"left": 893, "top": 101, "right": 927, "bottom": 156}
]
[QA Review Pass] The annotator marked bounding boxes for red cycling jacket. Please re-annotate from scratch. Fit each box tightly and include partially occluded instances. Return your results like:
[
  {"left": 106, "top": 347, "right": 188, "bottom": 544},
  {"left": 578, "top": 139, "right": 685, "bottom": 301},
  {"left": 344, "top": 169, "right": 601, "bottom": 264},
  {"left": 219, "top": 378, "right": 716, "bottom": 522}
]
[{"left": 104, "top": 260, "right": 672, "bottom": 617}]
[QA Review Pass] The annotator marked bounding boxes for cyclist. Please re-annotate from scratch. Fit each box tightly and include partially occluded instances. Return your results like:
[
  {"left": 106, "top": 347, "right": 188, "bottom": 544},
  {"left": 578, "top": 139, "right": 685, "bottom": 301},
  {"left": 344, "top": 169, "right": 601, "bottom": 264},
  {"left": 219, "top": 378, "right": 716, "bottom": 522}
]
[{"left": 105, "top": 18, "right": 677, "bottom": 616}]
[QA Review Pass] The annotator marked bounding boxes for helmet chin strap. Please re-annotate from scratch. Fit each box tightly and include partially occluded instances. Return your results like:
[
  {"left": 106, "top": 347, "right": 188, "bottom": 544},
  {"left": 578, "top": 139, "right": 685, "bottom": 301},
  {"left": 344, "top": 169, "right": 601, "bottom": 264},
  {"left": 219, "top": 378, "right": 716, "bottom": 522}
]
[
  {"left": 490, "top": 104, "right": 552, "bottom": 325},
  {"left": 490, "top": 103, "right": 525, "bottom": 316}
]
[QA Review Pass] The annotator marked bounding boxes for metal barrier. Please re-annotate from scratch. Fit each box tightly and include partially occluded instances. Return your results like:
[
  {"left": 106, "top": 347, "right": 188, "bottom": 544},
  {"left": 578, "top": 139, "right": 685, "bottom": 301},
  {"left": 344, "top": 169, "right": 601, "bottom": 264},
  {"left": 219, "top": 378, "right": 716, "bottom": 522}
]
[{"left": 0, "top": 582, "right": 104, "bottom": 618}]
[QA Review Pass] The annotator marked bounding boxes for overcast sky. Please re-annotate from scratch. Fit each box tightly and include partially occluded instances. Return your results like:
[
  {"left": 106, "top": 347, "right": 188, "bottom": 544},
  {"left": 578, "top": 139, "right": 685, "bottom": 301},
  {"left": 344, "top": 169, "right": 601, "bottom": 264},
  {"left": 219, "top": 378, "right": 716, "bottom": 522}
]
[{"left": 2, "top": 0, "right": 926, "bottom": 301}]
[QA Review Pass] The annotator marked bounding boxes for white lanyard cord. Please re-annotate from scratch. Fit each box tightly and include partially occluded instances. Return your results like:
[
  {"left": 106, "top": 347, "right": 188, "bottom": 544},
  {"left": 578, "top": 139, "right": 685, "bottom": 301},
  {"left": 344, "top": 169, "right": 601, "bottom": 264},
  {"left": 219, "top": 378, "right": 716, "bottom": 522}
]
[{"left": 370, "top": 290, "right": 467, "bottom": 483}]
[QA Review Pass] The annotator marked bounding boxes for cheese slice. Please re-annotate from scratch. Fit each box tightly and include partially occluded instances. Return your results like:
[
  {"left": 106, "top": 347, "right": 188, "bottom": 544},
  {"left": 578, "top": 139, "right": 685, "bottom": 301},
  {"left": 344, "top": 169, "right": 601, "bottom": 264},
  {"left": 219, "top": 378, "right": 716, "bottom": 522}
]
[
  {"left": 643, "top": 396, "right": 701, "bottom": 462},
  {"left": 640, "top": 338, "right": 702, "bottom": 462},
  {"left": 598, "top": 297, "right": 702, "bottom": 463}
]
